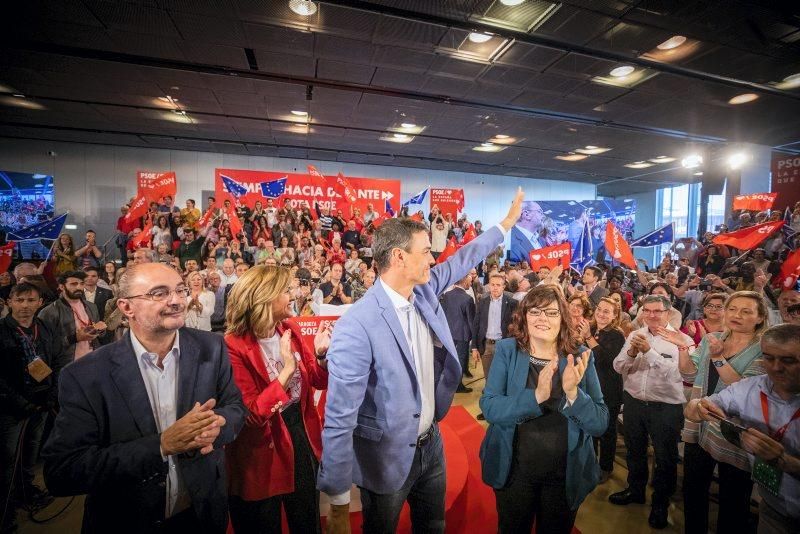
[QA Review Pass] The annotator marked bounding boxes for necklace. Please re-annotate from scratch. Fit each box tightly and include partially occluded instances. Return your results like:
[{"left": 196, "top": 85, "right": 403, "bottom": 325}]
[{"left": 529, "top": 355, "right": 553, "bottom": 366}]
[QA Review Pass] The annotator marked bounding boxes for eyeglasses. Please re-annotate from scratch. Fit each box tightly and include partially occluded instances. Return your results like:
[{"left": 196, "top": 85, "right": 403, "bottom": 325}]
[
  {"left": 704, "top": 304, "right": 724, "bottom": 310},
  {"left": 527, "top": 308, "right": 561, "bottom": 318},
  {"left": 642, "top": 309, "right": 666, "bottom": 315},
  {"left": 787, "top": 303, "right": 800, "bottom": 317},
  {"left": 124, "top": 287, "right": 190, "bottom": 302}
]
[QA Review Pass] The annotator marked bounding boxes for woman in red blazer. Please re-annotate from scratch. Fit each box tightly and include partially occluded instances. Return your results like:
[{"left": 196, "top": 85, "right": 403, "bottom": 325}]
[{"left": 224, "top": 265, "right": 330, "bottom": 534}]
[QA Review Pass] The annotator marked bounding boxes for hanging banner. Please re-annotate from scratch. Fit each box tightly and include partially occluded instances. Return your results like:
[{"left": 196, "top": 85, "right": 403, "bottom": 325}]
[
  {"left": 215, "top": 169, "right": 400, "bottom": 214},
  {"left": 771, "top": 152, "right": 800, "bottom": 212},
  {"left": 430, "top": 188, "right": 464, "bottom": 220},
  {"left": 0, "top": 241, "right": 15, "bottom": 274},
  {"left": 528, "top": 242, "right": 571, "bottom": 271},
  {"left": 137, "top": 171, "right": 177, "bottom": 203},
  {"left": 732, "top": 192, "right": 778, "bottom": 212}
]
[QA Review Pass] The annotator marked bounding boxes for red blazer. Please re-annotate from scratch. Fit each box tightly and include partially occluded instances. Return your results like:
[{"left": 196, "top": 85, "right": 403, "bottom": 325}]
[{"left": 224, "top": 321, "right": 328, "bottom": 501}]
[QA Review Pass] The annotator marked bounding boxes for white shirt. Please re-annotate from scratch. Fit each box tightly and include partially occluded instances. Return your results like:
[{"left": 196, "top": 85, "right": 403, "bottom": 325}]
[
  {"left": 185, "top": 290, "right": 215, "bottom": 331},
  {"left": 613, "top": 324, "right": 691, "bottom": 405},
  {"left": 379, "top": 279, "right": 435, "bottom": 436},
  {"left": 219, "top": 271, "right": 238, "bottom": 286},
  {"left": 516, "top": 224, "right": 541, "bottom": 248},
  {"left": 486, "top": 295, "right": 503, "bottom": 340},
  {"left": 130, "top": 330, "right": 191, "bottom": 518},
  {"left": 257, "top": 334, "right": 302, "bottom": 409},
  {"left": 84, "top": 287, "right": 96, "bottom": 304}
]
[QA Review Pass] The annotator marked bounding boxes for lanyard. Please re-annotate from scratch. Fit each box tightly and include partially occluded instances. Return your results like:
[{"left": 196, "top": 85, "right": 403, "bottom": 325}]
[
  {"left": 16, "top": 324, "right": 38, "bottom": 345},
  {"left": 760, "top": 391, "right": 800, "bottom": 443}
]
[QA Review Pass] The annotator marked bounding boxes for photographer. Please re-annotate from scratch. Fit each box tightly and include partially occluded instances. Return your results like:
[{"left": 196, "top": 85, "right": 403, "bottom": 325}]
[
  {"left": 318, "top": 263, "right": 352, "bottom": 306},
  {"left": 291, "top": 268, "right": 315, "bottom": 316},
  {"left": 74, "top": 229, "right": 102, "bottom": 269}
]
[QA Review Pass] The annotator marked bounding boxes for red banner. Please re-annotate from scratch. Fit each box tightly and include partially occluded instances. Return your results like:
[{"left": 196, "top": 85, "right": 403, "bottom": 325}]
[
  {"left": 137, "top": 171, "right": 177, "bottom": 203},
  {"left": 285, "top": 316, "right": 339, "bottom": 348},
  {"left": 130, "top": 221, "right": 153, "bottom": 249},
  {"left": 528, "top": 242, "right": 571, "bottom": 271},
  {"left": 215, "top": 169, "right": 400, "bottom": 214},
  {"left": 732, "top": 192, "right": 778, "bottom": 212},
  {"left": 430, "top": 188, "right": 464, "bottom": 220},
  {"left": 771, "top": 152, "right": 800, "bottom": 212},
  {"left": 124, "top": 192, "right": 150, "bottom": 224},
  {"left": 605, "top": 221, "right": 636, "bottom": 268},
  {"left": 0, "top": 241, "right": 14, "bottom": 274},
  {"left": 775, "top": 248, "right": 800, "bottom": 289},
  {"left": 713, "top": 220, "right": 784, "bottom": 250}
]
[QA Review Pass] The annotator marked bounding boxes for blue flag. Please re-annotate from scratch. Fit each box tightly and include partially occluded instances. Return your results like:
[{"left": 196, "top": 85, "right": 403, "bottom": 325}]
[
  {"left": 402, "top": 188, "right": 428, "bottom": 206},
  {"left": 782, "top": 207, "right": 797, "bottom": 249},
  {"left": 8, "top": 213, "right": 68, "bottom": 241},
  {"left": 260, "top": 177, "right": 287, "bottom": 198},
  {"left": 221, "top": 174, "right": 249, "bottom": 198},
  {"left": 385, "top": 198, "right": 395, "bottom": 217},
  {"left": 630, "top": 223, "right": 674, "bottom": 247},
  {"left": 570, "top": 218, "right": 593, "bottom": 272}
]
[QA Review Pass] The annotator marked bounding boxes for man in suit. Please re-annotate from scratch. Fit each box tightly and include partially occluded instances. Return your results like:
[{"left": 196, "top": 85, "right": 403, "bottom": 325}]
[
  {"left": 82, "top": 266, "right": 114, "bottom": 343},
  {"left": 509, "top": 200, "right": 547, "bottom": 262},
  {"left": 38, "top": 271, "right": 104, "bottom": 362},
  {"left": 42, "top": 263, "right": 245, "bottom": 534},
  {"left": 320, "top": 189, "right": 524, "bottom": 534},
  {"left": 441, "top": 274, "right": 476, "bottom": 392},
  {"left": 575, "top": 265, "right": 609, "bottom": 307}
]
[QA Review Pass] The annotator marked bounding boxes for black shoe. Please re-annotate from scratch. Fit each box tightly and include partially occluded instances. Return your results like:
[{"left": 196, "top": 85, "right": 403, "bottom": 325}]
[
  {"left": 463, "top": 370, "right": 474, "bottom": 378},
  {"left": 476, "top": 413, "right": 485, "bottom": 421},
  {"left": 648, "top": 504, "right": 669, "bottom": 529},
  {"left": 456, "top": 384, "right": 473, "bottom": 393},
  {"left": 608, "top": 488, "right": 645, "bottom": 505}
]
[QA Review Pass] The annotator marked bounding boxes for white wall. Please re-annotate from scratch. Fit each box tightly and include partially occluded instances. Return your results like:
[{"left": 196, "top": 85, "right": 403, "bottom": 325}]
[{"left": 0, "top": 137, "right": 596, "bottom": 254}]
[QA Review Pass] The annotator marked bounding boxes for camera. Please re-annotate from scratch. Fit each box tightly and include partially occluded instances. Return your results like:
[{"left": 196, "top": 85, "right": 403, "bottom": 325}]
[{"left": 299, "top": 279, "right": 310, "bottom": 287}]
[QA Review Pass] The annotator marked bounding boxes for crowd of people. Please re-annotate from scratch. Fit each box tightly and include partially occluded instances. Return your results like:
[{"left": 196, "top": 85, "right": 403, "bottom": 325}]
[{"left": 1, "top": 190, "right": 799, "bottom": 534}]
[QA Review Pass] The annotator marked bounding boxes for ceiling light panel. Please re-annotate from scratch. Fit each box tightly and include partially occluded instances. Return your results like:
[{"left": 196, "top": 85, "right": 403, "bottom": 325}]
[
  {"left": 648, "top": 156, "right": 677, "bottom": 164},
  {"left": 473, "top": 143, "right": 506, "bottom": 152},
  {"left": 380, "top": 133, "right": 414, "bottom": 143},
  {"left": 773, "top": 73, "right": 800, "bottom": 90},
  {"left": 624, "top": 161, "right": 654, "bottom": 169},
  {"left": 471, "top": 0, "right": 559, "bottom": 33},
  {"left": 574, "top": 146, "right": 611, "bottom": 155},
  {"left": 592, "top": 67, "right": 659, "bottom": 89},
  {"left": 555, "top": 153, "right": 589, "bottom": 161},
  {"left": 728, "top": 93, "right": 759, "bottom": 105}
]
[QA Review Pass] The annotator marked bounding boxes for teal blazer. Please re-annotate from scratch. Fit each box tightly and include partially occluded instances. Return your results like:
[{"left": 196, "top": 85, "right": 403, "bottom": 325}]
[{"left": 479, "top": 338, "right": 608, "bottom": 510}]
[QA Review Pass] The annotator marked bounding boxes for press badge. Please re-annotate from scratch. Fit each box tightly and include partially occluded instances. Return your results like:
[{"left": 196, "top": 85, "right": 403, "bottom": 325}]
[
  {"left": 752, "top": 457, "right": 782, "bottom": 496},
  {"left": 27, "top": 357, "right": 53, "bottom": 382}
]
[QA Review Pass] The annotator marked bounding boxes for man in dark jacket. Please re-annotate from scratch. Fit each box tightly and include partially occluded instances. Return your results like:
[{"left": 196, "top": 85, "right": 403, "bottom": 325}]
[
  {"left": 441, "top": 275, "right": 476, "bottom": 392},
  {"left": 1, "top": 283, "right": 68, "bottom": 531},
  {"left": 42, "top": 263, "right": 245, "bottom": 533}
]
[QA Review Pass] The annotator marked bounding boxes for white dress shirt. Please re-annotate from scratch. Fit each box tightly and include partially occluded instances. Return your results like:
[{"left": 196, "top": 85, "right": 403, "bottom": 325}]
[
  {"left": 130, "top": 330, "right": 191, "bottom": 518},
  {"left": 613, "top": 324, "right": 691, "bottom": 405},
  {"left": 380, "top": 279, "right": 435, "bottom": 436},
  {"left": 486, "top": 295, "right": 503, "bottom": 340}
]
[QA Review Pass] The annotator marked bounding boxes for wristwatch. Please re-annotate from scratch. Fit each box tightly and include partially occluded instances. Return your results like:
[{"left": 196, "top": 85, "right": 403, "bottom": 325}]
[{"left": 712, "top": 359, "right": 727, "bottom": 368}]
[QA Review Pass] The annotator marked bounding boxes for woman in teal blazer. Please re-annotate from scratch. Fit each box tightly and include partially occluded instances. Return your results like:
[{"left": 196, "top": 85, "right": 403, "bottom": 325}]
[{"left": 479, "top": 285, "right": 608, "bottom": 533}]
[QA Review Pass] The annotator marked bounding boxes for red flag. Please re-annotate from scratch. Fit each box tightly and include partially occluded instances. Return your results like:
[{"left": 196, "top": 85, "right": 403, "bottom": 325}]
[
  {"left": 335, "top": 173, "right": 359, "bottom": 204},
  {"left": 605, "top": 221, "right": 636, "bottom": 268},
  {"left": 197, "top": 208, "right": 214, "bottom": 229},
  {"left": 124, "top": 193, "right": 150, "bottom": 223},
  {"left": 306, "top": 164, "right": 330, "bottom": 190},
  {"left": 137, "top": 171, "right": 177, "bottom": 203},
  {"left": 529, "top": 242, "right": 571, "bottom": 271},
  {"left": 732, "top": 192, "right": 777, "bottom": 211},
  {"left": 0, "top": 241, "right": 14, "bottom": 274},
  {"left": 462, "top": 223, "right": 477, "bottom": 245},
  {"left": 131, "top": 222, "right": 153, "bottom": 248},
  {"left": 410, "top": 212, "right": 423, "bottom": 222},
  {"left": 775, "top": 248, "right": 800, "bottom": 289},
  {"left": 713, "top": 220, "right": 784, "bottom": 250},
  {"left": 455, "top": 189, "right": 465, "bottom": 211},
  {"left": 227, "top": 209, "right": 243, "bottom": 237},
  {"left": 436, "top": 237, "right": 459, "bottom": 264}
]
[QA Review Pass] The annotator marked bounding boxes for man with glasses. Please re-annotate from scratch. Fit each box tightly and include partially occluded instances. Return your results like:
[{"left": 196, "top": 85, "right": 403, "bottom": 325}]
[
  {"left": 510, "top": 200, "right": 547, "bottom": 262},
  {"left": 610, "top": 294, "right": 693, "bottom": 529},
  {"left": 43, "top": 263, "right": 245, "bottom": 533}
]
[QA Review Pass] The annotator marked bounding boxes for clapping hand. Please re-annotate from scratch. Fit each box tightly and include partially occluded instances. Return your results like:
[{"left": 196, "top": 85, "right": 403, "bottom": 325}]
[
  {"left": 534, "top": 358, "right": 557, "bottom": 404},
  {"left": 577, "top": 319, "right": 591, "bottom": 340},
  {"left": 656, "top": 326, "right": 687, "bottom": 347},
  {"left": 562, "top": 352, "right": 588, "bottom": 401},
  {"left": 314, "top": 323, "right": 332, "bottom": 358},
  {"left": 630, "top": 332, "right": 652, "bottom": 354},
  {"left": 706, "top": 333, "right": 724, "bottom": 357},
  {"left": 161, "top": 398, "right": 225, "bottom": 456}
]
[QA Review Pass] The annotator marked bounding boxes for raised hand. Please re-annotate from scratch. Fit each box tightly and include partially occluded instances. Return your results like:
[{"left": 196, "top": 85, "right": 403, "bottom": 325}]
[
  {"left": 535, "top": 357, "right": 557, "bottom": 404},
  {"left": 656, "top": 326, "right": 687, "bottom": 347},
  {"left": 562, "top": 353, "right": 588, "bottom": 400},
  {"left": 314, "top": 323, "right": 332, "bottom": 358},
  {"left": 500, "top": 187, "right": 525, "bottom": 232},
  {"left": 686, "top": 321, "right": 697, "bottom": 337}
]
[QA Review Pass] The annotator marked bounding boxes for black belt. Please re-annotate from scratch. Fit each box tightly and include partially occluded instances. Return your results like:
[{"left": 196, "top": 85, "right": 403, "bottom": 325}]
[
  {"left": 416, "top": 424, "right": 436, "bottom": 447},
  {"left": 486, "top": 339, "right": 498, "bottom": 345},
  {"left": 624, "top": 391, "right": 681, "bottom": 408}
]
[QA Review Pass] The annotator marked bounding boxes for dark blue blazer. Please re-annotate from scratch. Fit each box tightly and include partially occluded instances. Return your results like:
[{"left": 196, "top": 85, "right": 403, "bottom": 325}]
[
  {"left": 441, "top": 286, "right": 475, "bottom": 343},
  {"left": 43, "top": 328, "right": 246, "bottom": 534}
]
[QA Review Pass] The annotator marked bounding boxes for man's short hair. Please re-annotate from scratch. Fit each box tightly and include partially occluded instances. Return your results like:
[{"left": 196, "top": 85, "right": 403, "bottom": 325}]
[
  {"left": 642, "top": 294, "right": 670, "bottom": 310},
  {"left": 372, "top": 218, "right": 428, "bottom": 272},
  {"left": 489, "top": 273, "right": 506, "bottom": 283},
  {"left": 134, "top": 248, "right": 157, "bottom": 263},
  {"left": 9, "top": 282, "right": 42, "bottom": 299},
  {"left": 83, "top": 266, "right": 100, "bottom": 275},
  {"left": 762, "top": 323, "right": 800, "bottom": 347},
  {"left": 57, "top": 270, "right": 87, "bottom": 285},
  {"left": 584, "top": 266, "right": 602, "bottom": 279}
]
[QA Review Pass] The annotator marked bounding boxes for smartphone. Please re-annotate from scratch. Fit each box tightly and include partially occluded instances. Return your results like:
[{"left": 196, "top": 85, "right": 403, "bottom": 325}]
[{"left": 707, "top": 412, "right": 747, "bottom": 447}]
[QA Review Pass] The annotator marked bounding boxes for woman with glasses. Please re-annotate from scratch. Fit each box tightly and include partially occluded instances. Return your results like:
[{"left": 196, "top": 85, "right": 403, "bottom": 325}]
[
  {"left": 224, "top": 266, "right": 330, "bottom": 533},
  {"left": 681, "top": 292, "right": 726, "bottom": 347},
  {"left": 576, "top": 297, "right": 626, "bottom": 483},
  {"left": 663, "top": 291, "right": 766, "bottom": 534},
  {"left": 480, "top": 285, "right": 608, "bottom": 533},
  {"left": 184, "top": 271, "right": 214, "bottom": 331}
]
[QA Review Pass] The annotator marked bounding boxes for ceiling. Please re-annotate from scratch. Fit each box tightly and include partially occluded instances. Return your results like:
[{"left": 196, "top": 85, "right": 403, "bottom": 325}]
[{"left": 0, "top": 0, "right": 799, "bottom": 197}]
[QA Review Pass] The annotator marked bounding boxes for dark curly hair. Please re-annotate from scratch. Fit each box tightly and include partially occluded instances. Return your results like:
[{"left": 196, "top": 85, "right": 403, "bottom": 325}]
[{"left": 508, "top": 285, "right": 581, "bottom": 356}]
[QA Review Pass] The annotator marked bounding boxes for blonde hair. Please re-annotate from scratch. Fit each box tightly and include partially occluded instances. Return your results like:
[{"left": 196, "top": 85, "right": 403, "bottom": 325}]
[
  {"left": 185, "top": 271, "right": 205, "bottom": 289},
  {"left": 725, "top": 290, "right": 769, "bottom": 338},
  {"left": 593, "top": 296, "right": 624, "bottom": 334},
  {"left": 225, "top": 265, "right": 292, "bottom": 338}
]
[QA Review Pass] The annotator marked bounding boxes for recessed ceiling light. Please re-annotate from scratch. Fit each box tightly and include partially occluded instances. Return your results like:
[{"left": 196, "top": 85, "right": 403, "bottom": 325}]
[
  {"left": 468, "top": 32, "right": 493, "bottom": 43},
  {"left": 681, "top": 154, "right": 703, "bottom": 168},
  {"left": 610, "top": 65, "right": 635, "bottom": 78},
  {"left": 400, "top": 122, "right": 417, "bottom": 129},
  {"left": 495, "top": 134, "right": 510, "bottom": 139},
  {"left": 624, "top": 161, "right": 654, "bottom": 169},
  {"left": 500, "top": 0, "right": 526, "bottom": 5},
  {"left": 291, "top": 110, "right": 308, "bottom": 116},
  {"left": 171, "top": 109, "right": 187, "bottom": 115},
  {"left": 728, "top": 93, "right": 759, "bottom": 105},
  {"left": 555, "top": 153, "right": 589, "bottom": 162},
  {"left": 648, "top": 156, "right": 677, "bottom": 164},
  {"left": 575, "top": 146, "right": 611, "bottom": 155},
  {"left": 12, "top": 93, "right": 25, "bottom": 98},
  {"left": 393, "top": 133, "right": 409, "bottom": 139},
  {"left": 380, "top": 133, "right": 414, "bottom": 143},
  {"left": 657, "top": 35, "right": 687, "bottom": 50},
  {"left": 481, "top": 142, "right": 494, "bottom": 147},
  {"left": 288, "top": 0, "right": 317, "bottom": 16},
  {"left": 775, "top": 73, "right": 800, "bottom": 90},
  {"left": 473, "top": 144, "right": 506, "bottom": 153}
]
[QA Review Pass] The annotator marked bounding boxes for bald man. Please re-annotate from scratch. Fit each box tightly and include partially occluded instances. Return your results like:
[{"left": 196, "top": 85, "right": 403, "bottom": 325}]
[
  {"left": 510, "top": 201, "right": 547, "bottom": 262},
  {"left": 43, "top": 263, "right": 245, "bottom": 533}
]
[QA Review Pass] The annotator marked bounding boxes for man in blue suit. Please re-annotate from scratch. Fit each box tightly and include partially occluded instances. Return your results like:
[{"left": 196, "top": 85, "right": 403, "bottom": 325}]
[
  {"left": 441, "top": 274, "right": 476, "bottom": 393},
  {"left": 42, "top": 263, "right": 245, "bottom": 533},
  {"left": 509, "top": 200, "right": 547, "bottom": 262},
  {"left": 320, "top": 189, "right": 524, "bottom": 534}
]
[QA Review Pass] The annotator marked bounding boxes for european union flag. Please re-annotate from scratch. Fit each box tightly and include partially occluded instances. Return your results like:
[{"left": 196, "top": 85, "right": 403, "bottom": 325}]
[
  {"left": 570, "top": 218, "right": 593, "bottom": 272},
  {"left": 402, "top": 188, "right": 428, "bottom": 206},
  {"left": 260, "top": 177, "right": 287, "bottom": 198},
  {"left": 385, "top": 199, "right": 395, "bottom": 217},
  {"left": 221, "top": 174, "right": 249, "bottom": 198},
  {"left": 8, "top": 213, "right": 68, "bottom": 241},
  {"left": 630, "top": 223, "right": 674, "bottom": 247}
]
